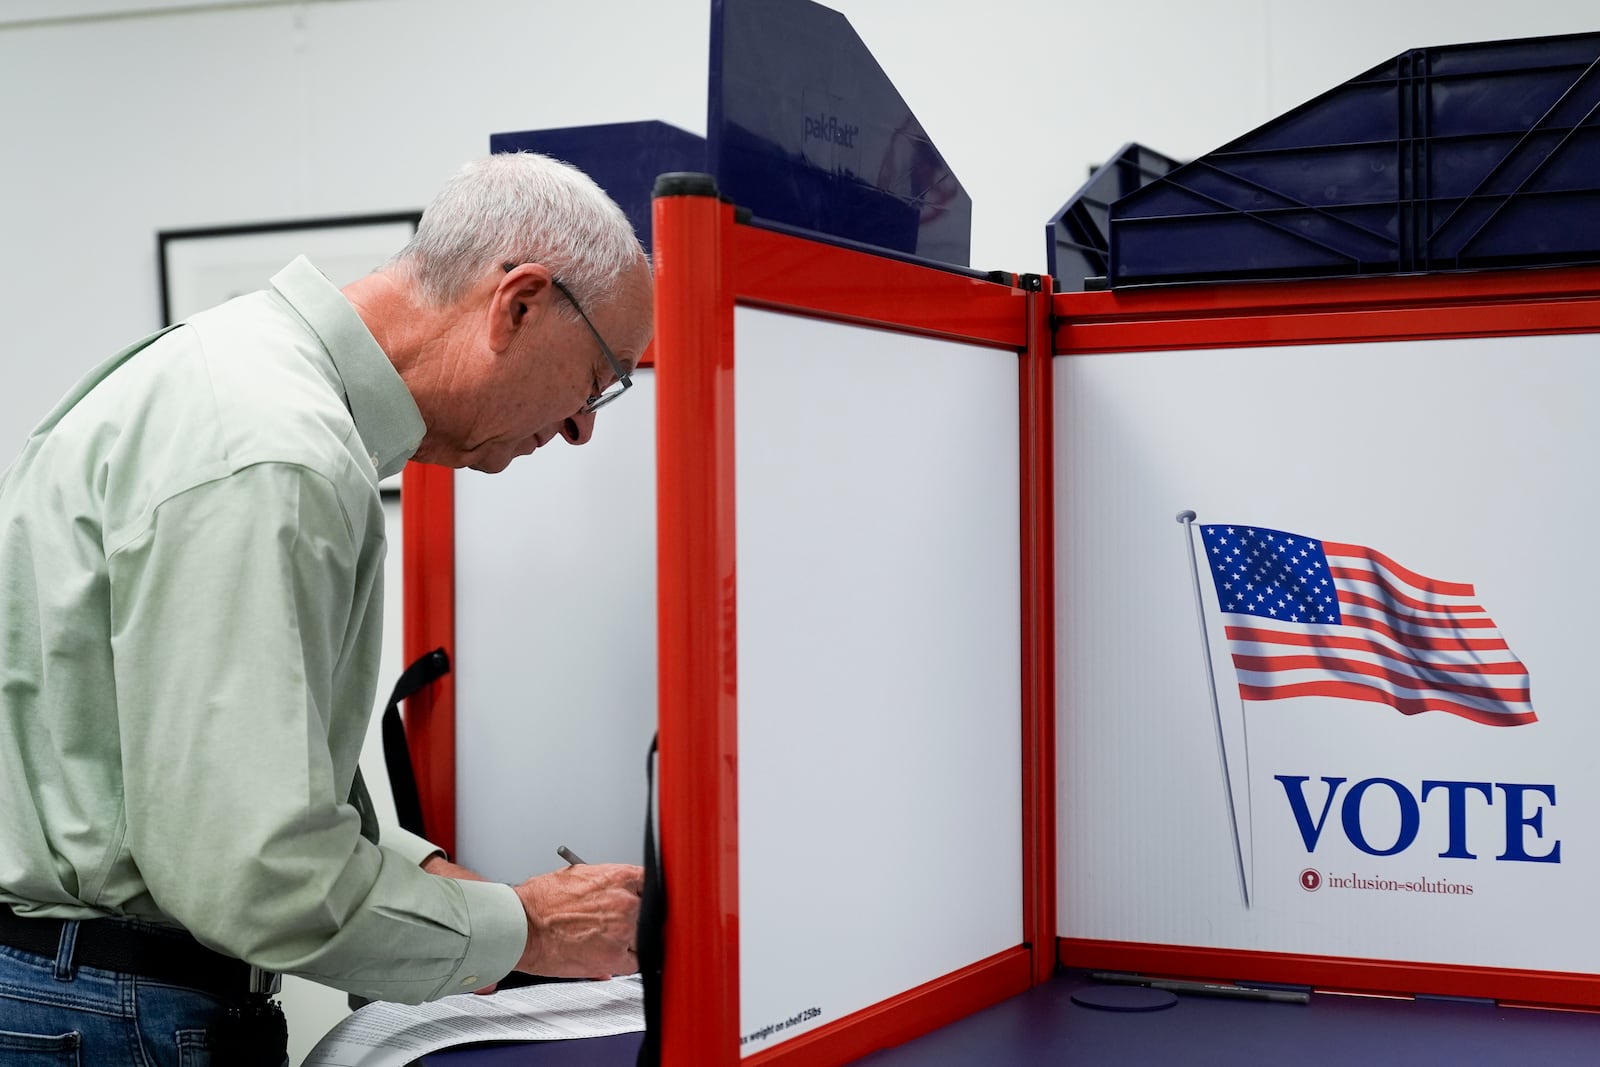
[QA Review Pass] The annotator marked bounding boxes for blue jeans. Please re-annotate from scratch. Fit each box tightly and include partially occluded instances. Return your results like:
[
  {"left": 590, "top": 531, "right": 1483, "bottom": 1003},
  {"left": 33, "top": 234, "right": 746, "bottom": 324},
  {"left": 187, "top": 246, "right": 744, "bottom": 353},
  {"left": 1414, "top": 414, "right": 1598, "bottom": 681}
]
[{"left": 0, "top": 920, "right": 287, "bottom": 1066}]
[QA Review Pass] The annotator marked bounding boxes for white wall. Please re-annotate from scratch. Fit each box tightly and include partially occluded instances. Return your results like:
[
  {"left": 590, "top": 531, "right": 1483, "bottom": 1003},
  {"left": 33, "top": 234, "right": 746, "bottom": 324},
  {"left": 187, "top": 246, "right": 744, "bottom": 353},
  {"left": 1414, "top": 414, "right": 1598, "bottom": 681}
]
[
  {"left": 5, "top": 0, "right": 1596, "bottom": 448},
  {"left": 2, "top": 1, "right": 1593, "bottom": 1061}
]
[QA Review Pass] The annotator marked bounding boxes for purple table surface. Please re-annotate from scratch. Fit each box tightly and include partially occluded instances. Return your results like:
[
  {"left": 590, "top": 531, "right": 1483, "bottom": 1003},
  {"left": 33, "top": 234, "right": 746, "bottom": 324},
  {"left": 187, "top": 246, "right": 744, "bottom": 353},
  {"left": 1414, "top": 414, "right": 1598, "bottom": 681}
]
[{"left": 424, "top": 970, "right": 1600, "bottom": 1066}]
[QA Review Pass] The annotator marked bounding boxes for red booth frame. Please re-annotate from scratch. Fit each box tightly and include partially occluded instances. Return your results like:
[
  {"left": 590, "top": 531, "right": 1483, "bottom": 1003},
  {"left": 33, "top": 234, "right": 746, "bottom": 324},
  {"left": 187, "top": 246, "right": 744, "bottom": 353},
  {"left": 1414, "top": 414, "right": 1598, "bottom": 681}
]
[
  {"left": 402, "top": 191, "right": 1060, "bottom": 1067},
  {"left": 1051, "top": 263, "right": 1600, "bottom": 1011},
  {"left": 402, "top": 213, "right": 1600, "bottom": 1061}
]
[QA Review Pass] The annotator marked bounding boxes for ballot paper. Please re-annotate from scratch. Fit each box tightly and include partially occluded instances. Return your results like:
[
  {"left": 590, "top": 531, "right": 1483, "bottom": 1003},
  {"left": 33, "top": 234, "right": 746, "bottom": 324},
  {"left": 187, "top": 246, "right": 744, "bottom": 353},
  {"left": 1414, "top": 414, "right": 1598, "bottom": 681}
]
[{"left": 302, "top": 975, "right": 643, "bottom": 1067}]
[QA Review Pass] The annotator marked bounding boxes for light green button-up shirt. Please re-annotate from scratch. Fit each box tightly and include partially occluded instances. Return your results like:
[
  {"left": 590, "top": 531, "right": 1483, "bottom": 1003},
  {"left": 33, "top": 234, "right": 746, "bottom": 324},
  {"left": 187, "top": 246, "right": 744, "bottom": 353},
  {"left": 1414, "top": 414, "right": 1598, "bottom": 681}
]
[{"left": 0, "top": 257, "right": 525, "bottom": 1003}]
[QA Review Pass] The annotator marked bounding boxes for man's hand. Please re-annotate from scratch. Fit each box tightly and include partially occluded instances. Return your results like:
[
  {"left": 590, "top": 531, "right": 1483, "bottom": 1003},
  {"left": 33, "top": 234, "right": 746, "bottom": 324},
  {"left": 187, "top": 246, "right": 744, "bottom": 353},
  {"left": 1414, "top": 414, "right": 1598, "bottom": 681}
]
[{"left": 513, "top": 864, "right": 644, "bottom": 979}]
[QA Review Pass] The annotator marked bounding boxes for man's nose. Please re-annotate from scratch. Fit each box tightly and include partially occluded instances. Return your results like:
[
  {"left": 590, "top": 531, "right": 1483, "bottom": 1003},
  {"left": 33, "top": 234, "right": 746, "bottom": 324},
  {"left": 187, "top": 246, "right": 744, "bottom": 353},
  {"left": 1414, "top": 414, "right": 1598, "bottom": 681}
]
[{"left": 561, "top": 412, "right": 596, "bottom": 446}]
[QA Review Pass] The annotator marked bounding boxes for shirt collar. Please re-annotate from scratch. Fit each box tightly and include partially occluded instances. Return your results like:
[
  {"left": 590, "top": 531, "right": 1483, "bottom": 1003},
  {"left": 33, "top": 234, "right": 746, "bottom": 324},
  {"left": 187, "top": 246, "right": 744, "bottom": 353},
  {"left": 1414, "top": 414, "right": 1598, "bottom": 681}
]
[{"left": 270, "top": 256, "right": 426, "bottom": 480}]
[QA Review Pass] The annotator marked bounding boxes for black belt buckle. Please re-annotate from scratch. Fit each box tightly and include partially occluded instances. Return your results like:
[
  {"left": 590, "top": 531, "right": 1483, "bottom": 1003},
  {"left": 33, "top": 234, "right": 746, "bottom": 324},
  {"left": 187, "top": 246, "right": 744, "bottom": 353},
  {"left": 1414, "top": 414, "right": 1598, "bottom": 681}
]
[{"left": 211, "top": 994, "right": 287, "bottom": 1066}]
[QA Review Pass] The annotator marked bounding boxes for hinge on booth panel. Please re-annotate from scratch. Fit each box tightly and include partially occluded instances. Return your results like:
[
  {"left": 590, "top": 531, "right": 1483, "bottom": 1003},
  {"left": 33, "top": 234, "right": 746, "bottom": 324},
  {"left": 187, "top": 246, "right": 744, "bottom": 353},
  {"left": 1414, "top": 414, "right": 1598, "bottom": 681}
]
[
  {"left": 984, "top": 271, "right": 1046, "bottom": 293},
  {"left": 714, "top": 190, "right": 752, "bottom": 225},
  {"left": 1013, "top": 272, "right": 1067, "bottom": 341}
]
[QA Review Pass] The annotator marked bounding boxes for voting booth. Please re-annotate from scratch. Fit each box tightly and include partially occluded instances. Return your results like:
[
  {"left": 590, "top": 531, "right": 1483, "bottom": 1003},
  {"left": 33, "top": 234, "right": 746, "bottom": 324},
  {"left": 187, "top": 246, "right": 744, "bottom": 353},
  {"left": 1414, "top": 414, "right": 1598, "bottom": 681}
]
[
  {"left": 397, "top": 10, "right": 1600, "bottom": 1064},
  {"left": 402, "top": 2, "right": 1049, "bottom": 1063},
  {"left": 1053, "top": 268, "right": 1600, "bottom": 1007},
  {"left": 1051, "top": 29, "right": 1600, "bottom": 1009}
]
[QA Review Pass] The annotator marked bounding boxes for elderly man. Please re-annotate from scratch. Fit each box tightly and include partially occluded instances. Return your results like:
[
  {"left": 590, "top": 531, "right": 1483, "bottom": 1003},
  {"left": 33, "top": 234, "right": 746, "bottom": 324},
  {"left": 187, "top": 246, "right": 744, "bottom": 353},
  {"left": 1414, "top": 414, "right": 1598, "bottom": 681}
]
[{"left": 0, "top": 152, "right": 650, "bottom": 1065}]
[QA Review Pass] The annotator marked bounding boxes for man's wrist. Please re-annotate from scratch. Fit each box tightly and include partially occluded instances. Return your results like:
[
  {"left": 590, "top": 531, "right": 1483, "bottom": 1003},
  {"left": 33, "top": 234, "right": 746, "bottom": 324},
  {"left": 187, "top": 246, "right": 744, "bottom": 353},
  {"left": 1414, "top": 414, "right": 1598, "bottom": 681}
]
[{"left": 512, "top": 879, "right": 533, "bottom": 972}]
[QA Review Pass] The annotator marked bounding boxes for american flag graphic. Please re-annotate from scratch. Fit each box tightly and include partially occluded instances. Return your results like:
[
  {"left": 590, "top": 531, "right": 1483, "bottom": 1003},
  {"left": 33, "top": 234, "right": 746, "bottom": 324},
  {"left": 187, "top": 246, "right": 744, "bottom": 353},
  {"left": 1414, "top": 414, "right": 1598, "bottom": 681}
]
[{"left": 1198, "top": 524, "right": 1535, "bottom": 726}]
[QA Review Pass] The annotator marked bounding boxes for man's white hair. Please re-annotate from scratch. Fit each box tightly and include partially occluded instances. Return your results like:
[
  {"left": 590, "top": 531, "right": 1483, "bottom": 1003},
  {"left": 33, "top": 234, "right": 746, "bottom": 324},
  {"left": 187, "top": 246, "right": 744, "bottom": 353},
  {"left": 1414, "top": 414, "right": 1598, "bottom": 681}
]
[{"left": 393, "top": 152, "right": 643, "bottom": 315}]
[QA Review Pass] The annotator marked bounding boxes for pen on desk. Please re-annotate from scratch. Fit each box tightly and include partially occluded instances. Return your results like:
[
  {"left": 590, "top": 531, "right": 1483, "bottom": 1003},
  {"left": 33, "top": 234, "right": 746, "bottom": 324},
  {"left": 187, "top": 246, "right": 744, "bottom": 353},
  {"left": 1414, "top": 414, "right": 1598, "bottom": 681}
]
[
  {"left": 557, "top": 845, "right": 587, "bottom": 866},
  {"left": 1090, "top": 971, "right": 1310, "bottom": 1005}
]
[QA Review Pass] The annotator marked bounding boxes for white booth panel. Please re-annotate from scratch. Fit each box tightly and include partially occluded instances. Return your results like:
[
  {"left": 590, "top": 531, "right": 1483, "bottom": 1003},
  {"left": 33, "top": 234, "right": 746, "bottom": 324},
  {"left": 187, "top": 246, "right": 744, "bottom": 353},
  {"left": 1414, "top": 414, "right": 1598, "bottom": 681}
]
[
  {"left": 454, "top": 371, "right": 658, "bottom": 883},
  {"left": 735, "top": 307, "right": 1024, "bottom": 1053},
  {"left": 1056, "top": 333, "right": 1600, "bottom": 973}
]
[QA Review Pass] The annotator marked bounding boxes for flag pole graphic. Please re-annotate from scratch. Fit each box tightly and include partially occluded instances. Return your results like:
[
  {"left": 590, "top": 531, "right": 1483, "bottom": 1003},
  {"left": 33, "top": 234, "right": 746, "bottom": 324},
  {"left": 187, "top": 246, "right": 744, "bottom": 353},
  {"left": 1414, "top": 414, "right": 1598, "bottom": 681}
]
[{"left": 1177, "top": 510, "right": 1249, "bottom": 908}]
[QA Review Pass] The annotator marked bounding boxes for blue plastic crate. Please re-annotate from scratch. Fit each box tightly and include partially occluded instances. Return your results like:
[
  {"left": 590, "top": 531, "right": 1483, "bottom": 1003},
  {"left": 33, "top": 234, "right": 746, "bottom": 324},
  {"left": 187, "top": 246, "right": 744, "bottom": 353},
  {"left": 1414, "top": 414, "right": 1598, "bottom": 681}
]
[
  {"left": 490, "top": 121, "right": 707, "bottom": 255},
  {"left": 1046, "top": 143, "right": 1182, "bottom": 290},
  {"left": 493, "top": 0, "right": 972, "bottom": 270},
  {"left": 709, "top": 0, "right": 972, "bottom": 267},
  {"left": 1108, "top": 31, "right": 1600, "bottom": 286}
]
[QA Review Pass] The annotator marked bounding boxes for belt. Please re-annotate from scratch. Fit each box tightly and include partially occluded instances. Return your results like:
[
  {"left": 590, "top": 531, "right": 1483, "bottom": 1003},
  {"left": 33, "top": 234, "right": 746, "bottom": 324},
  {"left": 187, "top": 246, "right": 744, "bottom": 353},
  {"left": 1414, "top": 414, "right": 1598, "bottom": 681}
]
[{"left": 0, "top": 906, "right": 254, "bottom": 997}]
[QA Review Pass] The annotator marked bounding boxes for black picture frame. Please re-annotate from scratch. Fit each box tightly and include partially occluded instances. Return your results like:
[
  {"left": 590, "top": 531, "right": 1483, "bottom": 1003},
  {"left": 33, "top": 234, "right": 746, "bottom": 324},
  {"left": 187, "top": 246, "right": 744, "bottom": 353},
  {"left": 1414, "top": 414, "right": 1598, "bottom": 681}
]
[{"left": 157, "top": 211, "right": 421, "bottom": 327}]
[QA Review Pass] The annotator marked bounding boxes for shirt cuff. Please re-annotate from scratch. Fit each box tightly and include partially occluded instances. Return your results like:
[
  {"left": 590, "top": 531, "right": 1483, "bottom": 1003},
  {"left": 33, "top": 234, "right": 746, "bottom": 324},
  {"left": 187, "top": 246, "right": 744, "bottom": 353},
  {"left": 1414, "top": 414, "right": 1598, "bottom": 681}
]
[
  {"left": 382, "top": 825, "right": 447, "bottom": 868},
  {"left": 434, "top": 879, "right": 527, "bottom": 997}
]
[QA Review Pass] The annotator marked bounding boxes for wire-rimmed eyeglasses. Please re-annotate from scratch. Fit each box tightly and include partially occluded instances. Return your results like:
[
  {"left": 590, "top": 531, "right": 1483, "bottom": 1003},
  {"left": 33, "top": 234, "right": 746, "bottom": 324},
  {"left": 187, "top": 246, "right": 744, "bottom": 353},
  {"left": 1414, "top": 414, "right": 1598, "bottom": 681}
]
[{"left": 503, "top": 264, "right": 632, "bottom": 415}]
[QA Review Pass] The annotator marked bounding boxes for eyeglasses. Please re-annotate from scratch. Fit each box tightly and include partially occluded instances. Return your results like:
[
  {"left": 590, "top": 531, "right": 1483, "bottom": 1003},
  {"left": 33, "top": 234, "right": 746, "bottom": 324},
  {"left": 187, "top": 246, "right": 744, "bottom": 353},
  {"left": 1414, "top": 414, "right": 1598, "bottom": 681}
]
[
  {"left": 502, "top": 264, "right": 633, "bottom": 415},
  {"left": 551, "top": 278, "right": 633, "bottom": 415}
]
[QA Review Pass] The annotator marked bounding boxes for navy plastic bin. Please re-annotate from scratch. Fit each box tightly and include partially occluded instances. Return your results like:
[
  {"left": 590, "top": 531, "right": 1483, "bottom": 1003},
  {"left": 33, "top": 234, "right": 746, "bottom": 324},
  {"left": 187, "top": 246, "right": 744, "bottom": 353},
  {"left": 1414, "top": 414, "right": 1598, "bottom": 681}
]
[
  {"left": 709, "top": 0, "right": 972, "bottom": 267},
  {"left": 490, "top": 122, "right": 706, "bottom": 255},
  {"left": 1108, "top": 32, "right": 1600, "bottom": 286},
  {"left": 1046, "top": 143, "right": 1182, "bottom": 290},
  {"left": 492, "top": 0, "right": 972, "bottom": 270}
]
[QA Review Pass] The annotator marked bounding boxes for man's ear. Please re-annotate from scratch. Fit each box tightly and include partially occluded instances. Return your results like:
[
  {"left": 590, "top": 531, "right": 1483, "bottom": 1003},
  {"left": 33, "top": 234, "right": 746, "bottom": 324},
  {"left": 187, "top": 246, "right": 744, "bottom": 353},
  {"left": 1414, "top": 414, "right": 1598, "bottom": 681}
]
[{"left": 487, "top": 263, "right": 557, "bottom": 353}]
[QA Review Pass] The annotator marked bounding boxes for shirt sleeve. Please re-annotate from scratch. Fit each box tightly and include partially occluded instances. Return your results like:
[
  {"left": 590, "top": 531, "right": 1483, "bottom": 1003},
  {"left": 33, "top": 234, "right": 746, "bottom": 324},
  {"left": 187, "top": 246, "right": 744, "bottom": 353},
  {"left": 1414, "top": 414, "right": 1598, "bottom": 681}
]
[
  {"left": 384, "top": 824, "right": 447, "bottom": 868},
  {"left": 107, "top": 461, "right": 526, "bottom": 1003}
]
